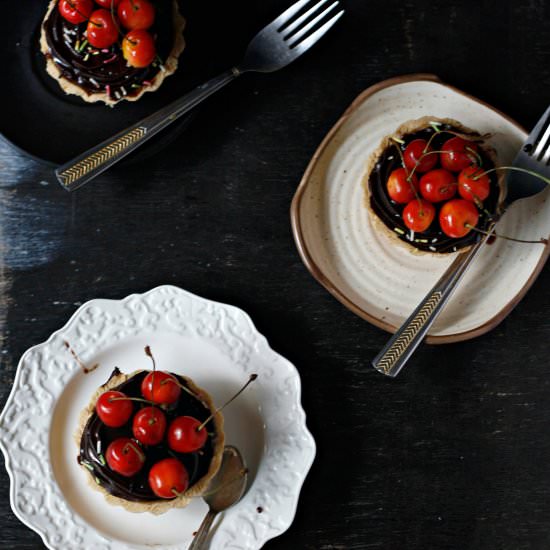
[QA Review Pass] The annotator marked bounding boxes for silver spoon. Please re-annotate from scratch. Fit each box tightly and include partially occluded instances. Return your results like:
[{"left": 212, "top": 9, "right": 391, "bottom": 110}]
[{"left": 188, "top": 445, "right": 248, "bottom": 550}]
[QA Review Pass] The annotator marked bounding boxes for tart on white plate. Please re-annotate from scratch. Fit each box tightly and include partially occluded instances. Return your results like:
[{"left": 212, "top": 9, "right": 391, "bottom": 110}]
[{"left": 76, "top": 363, "right": 225, "bottom": 515}]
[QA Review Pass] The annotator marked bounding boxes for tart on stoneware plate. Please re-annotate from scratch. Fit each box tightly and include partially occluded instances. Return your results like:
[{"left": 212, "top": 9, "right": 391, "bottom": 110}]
[
  {"left": 363, "top": 116, "right": 505, "bottom": 254},
  {"left": 291, "top": 74, "right": 550, "bottom": 343},
  {"left": 41, "top": 0, "right": 186, "bottom": 105},
  {"left": 76, "top": 364, "right": 224, "bottom": 515},
  {"left": 0, "top": 286, "right": 315, "bottom": 549}
]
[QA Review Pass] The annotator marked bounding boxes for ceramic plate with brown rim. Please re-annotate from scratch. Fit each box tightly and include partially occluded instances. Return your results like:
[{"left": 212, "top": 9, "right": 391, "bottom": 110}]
[{"left": 291, "top": 74, "right": 550, "bottom": 343}]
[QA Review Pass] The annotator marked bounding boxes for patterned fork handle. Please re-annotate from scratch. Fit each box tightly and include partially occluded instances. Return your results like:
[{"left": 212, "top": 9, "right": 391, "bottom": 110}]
[
  {"left": 372, "top": 231, "right": 492, "bottom": 377},
  {"left": 56, "top": 69, "right": 238, "bottom": 191}
]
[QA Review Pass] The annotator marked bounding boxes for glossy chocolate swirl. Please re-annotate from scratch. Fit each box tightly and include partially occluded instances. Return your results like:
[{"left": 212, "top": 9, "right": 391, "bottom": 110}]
[
  {"left": 43, "top": 1, "right": 175, "bottom": 101},
  {"left": 368, "top": 125, "right": 499, "bottom": 253},
  {"left": 78, "top": 369, "right": 216, "bottom": 502}
]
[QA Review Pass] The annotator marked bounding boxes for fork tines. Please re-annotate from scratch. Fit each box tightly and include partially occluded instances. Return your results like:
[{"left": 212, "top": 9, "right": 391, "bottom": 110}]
[
  {"left": 530, "top": 105, "right": 550, "bottom": 164},
  {"left": 271, "top": 0, "right": 344, "bottom": 50}
]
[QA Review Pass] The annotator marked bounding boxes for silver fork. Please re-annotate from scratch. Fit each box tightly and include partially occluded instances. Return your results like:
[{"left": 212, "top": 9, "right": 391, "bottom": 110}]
[
  {"left": 55, "top": 0, "right": 344, "bottom": 191},
  {"left": 372, "top": 105, "right": 550, "bottom": 378}
]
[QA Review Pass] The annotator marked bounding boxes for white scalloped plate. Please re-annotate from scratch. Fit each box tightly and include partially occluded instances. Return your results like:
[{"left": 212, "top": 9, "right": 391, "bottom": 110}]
[
  {"left": 291, "top": 74, "right": 550, "bottom": 343},
  {"left": 0, "top": 285, "right": 315, "bottom": 549}
]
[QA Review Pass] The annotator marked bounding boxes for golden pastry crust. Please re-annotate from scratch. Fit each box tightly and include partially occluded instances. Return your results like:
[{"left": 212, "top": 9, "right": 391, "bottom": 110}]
[
  {"left": 40, "top": 0, "right": 186, "bottom": 106},
  {"left": 362, "top": 116, "right": 505, "bottom": 255},
  {"left": 75, "top": 369, "right": 225, "bottom": 515}
]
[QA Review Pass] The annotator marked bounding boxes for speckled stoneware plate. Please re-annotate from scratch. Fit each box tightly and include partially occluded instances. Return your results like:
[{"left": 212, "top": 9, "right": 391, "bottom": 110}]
[
  {"left": 0, "top": 285, "right": 315, "bottom": 549},
  {"left": 291, "top": 74, "right": 550, "bottom": 343}
]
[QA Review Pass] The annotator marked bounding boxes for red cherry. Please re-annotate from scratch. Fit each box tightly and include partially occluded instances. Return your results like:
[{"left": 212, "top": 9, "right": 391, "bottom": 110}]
[
  {"left": 439, "top": 199, "right": 479, "bottom": 238},
  {"left": 132, "top": 406, "right": 167, "bottom": 446},
  {"left": 403, "top": 139, "right": 438, "bottom": 173},
  {"left": 402, "top": 199, "right": 436, "bottom": 233},
  {"left": 118, "top": 0, "right": 155, "bottom": 30},
  {"left": 95, "top": 0, "right": 121, "bottom": 8},
  {"left": 141, "top": 371, "right": 181, "bottom": 404},
  {"left": 167, "top": 416, "right": 208, "bottom": 453},
  {"left": 419, "top": 169, "right": 457, "bottom": 203},
  {"left": 105, "top": 437, "right": 145, "bottom": 477},
  {"left": 440, "top": 137, "right": 479, "bottom": 172},
  {"left": 122, "top": 30, "right": 156, "bottom": 68},
  {"left": 458, "top": 166, "right": 491, "bottom": 202},
  {"left": 386, "top": 168, "right": 419, "bottom": 204},
  {"left": 96, "top": 390, "right": 133, "bottom": 427},
  {"left": 87, "top": 9, "right": 119, "bottom": 49},
  {"left": 149, "top": 458, "right": 189, "bottom": 499},
  {"left": 58, "top": 0, "right": 94, "bottom": 25}
]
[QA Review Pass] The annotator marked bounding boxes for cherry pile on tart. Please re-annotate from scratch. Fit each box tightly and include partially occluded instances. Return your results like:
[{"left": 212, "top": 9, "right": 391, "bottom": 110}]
[
  {"left": 364, "top": 117, "right": 504, "bottom": 253},
  {"left": 77, "top": 366, "right": 224, "bottom": 514},
  {"left": 40, "top": 0, "right": 185, "bottom": 105}
]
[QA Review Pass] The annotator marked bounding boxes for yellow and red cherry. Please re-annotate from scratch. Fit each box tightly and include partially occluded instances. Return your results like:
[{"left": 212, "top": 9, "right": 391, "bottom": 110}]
[
  {"left": 439, "top": 199, "right": 479, "bottom": 238},
  {"left": 167, "top": 416, "right": 208, "bottom": 453},
  {"left": 87, "top": 9, "right": 119, "bottom": 48},
  {"left": 458, "top": 166, "right": 490, "bottom": 202},
  {"left": 132, "top": 406, "right": 167, "bottom": 446},
  {"left": 402, "top": 199, "right": 436, "bottom": 233},
  {"left": 403, "top": 139, "right": 437, "bottom": 173},
  {"left": 420, "top": 169, "right": 457, "bottom": 202},
  {"left": 386, "top": 168, "right": 418, "bottom": 204},
  {"left": 96, "top": 390, "right": 133, "bottom": 427},
  {"left": 95, "top": 0, "right": 121, "bottom": 8},
  {"left": 122, "top": 30, "right": 156, "bottom": 68},
  {"left": 118, "top": 0, "right": 155, "bottom": 30},
  {"left": 440, "top": 137, "right": 478, "bottom": 172},
  {"left": 148, "top": 458, "right": 189, "bottom": 499},
  {"left": 105, "top": 437, "right": 146, "bottom": 477},
  {"left": 58, "top": 0, "right": 94, "bottom": 24},
  {"left": 141, "top": 371, "right": 181, "bottom": 405}
]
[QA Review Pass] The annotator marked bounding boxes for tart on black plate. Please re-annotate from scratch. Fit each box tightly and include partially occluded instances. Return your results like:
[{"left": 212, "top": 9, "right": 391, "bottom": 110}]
[
  {"left": 363, "top": 116, "right": 505, "bottom": 254},
  {"left": 40, "top": 0, "right": 186, "bottom": 106},
  {"left": 76, "top": 366, "right": 224, "bottom": 515}
]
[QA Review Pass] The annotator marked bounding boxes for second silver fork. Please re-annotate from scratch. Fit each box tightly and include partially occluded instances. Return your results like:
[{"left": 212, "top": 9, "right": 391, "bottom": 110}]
[
  {"left": 372, "top": 105, "right": 550, "bottom": 378},
  {"left": 56, "top": 0, "right": 344, "bottom": 191}
]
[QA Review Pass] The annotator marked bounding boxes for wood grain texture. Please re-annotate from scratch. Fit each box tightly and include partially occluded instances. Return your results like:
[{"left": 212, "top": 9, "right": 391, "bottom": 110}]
[{"left": 1, "top": 1, "right": 550, "bottom": 549}]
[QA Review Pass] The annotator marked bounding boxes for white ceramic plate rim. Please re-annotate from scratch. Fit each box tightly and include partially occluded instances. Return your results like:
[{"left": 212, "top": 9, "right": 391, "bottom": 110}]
[{"left": 0, "top": 285, "right": 316, "bottom": 549}]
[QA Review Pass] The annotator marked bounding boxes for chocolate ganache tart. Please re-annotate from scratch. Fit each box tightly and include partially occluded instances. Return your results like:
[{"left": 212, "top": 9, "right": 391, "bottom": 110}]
[
  {"left": 40, "top": 0, "right": 186, "bottom": 106},
  {"left": 76, "top": 366, "right": 224, "bottom": 514},
  {"left": 363, "top": 116, "right": 505, "bottom": 254}
]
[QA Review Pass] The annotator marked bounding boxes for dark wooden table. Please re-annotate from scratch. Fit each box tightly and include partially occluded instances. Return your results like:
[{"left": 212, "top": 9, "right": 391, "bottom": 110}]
[{"left": 1, "top": 1, "right": 550, "bottom": 548}]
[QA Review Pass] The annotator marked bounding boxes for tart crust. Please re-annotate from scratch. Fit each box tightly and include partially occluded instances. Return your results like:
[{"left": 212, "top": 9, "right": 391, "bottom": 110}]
[
  {"left": 40, "top": 0, "right": 186, "bottom": 106},
  {"left": 75, "top": 369, "right": 225, "bottom": 515},
  {"left": 362, "top": 116, "right": 505, "bottom": 255}
]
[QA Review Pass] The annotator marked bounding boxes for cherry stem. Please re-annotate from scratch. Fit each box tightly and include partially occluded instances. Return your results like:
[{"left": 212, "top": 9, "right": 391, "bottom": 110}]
[
  {"left": 162, "top": 377, "right": 198, "bottom": 399},
  {"left": 391, "top": 141, "right": 422, "bottom": 202},
  {"left": 110, "top": 396, "right": 153, "bottom": 405},
  {"left": 145, "top": 345, "right": 157, "bottom": 403},
  {"left": 123, "top": 441, "right": 145, "bottom": 462},
  {"left": 110, "top": 0, "right": 123, "bottom": 37},
  {"left": 472, "top": 166, "right": 550, "bottom": 186},
  {"left": 465, "top": 224, "right": 548, "bottom": 245},
  {"left": 197, "top": 374, "right": 258, "bottom": 432}
]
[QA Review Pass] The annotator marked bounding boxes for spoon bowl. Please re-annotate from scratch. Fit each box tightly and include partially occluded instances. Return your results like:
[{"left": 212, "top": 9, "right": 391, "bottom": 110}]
[{"left": 189, "top": 446, "right": 248, "bottom": 549}]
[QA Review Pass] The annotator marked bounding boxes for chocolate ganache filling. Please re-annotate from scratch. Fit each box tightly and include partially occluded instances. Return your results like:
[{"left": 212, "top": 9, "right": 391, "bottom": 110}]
[
  {"left": 368, "top": 125, "right": 499, "bottom": 253},
  {"left": 43, "top": 1, "right": 175, "bottom": 101},
  {"left": 78, "top": 369, "right": 216, "bottom": 502}
]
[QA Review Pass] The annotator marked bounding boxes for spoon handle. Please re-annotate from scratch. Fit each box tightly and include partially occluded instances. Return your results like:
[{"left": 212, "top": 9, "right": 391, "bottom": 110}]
[{"left": 188, "top": 509, "right": 218, "bottom": 550}]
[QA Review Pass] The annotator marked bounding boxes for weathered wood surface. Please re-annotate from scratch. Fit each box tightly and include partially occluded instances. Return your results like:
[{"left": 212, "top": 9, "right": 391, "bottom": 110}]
[{"left": 0, "top": 1, "right": 549, "bottom": 548}]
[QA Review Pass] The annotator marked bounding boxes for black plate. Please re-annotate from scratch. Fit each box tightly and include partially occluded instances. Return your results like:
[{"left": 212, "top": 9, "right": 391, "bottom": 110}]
[
  {"left": 1, "top": 2, "right": 189, "bottom": 166},
  {"left": 0, "top": 2, "right": 258, "bottom": 166}
]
